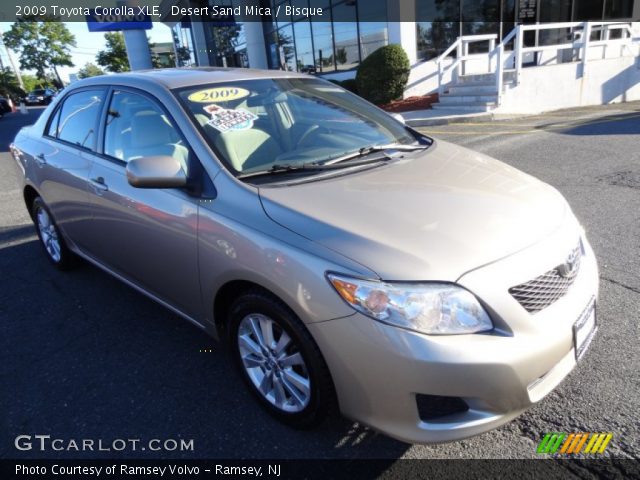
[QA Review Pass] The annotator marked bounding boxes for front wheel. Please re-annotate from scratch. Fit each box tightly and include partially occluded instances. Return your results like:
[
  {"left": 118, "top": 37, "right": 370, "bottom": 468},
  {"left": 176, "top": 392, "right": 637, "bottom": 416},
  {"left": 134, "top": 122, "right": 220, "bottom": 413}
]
[
  {"left": 32, "top": 197, "right": 77, "bottom": 270},
  {"left": 228, "top": 291, "right": 335, "bottom": 428}
]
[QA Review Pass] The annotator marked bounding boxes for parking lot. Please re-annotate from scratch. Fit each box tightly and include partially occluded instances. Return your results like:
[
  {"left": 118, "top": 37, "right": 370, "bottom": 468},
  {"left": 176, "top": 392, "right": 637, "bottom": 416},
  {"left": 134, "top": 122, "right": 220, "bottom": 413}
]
[{"left": 1, "top": 104, "right": 638, "bottom": 461}]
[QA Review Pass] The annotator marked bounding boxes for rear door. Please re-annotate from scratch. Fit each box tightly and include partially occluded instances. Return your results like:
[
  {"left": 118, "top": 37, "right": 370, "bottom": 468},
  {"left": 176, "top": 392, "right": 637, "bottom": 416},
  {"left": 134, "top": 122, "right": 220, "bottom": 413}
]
[
  {"left": 35, "top": 87, "right": 107, "bottom": 251},
  {"left": 84, "top": 87, "right": 202, "bottom": 319}
]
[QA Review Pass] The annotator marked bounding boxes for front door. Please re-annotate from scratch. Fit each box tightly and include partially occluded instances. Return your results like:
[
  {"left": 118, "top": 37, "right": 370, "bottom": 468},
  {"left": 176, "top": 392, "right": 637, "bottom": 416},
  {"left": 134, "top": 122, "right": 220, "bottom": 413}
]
[{"left": 85, "top": 88, "right": 202, "bottom": 320}]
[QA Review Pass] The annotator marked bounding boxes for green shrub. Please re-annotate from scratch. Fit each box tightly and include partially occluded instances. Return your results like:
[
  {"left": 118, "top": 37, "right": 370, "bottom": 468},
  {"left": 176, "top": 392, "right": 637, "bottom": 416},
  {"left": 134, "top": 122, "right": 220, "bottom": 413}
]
[{"left": 356, "top": 44, "right": 410, "bottom": 104}]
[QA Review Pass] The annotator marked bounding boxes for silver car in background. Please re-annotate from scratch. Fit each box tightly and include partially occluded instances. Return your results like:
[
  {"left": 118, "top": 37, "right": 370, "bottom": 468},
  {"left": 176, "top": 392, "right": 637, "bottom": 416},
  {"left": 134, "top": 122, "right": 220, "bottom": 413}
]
[{"left": 10, "top": 68, "right": 598, "bottom": 444}]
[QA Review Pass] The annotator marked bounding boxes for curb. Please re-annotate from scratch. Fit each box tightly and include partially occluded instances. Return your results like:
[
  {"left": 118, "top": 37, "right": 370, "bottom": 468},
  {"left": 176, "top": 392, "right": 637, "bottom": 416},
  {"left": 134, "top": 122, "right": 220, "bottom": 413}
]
[{"left": 405, "top": 112, "right": 494, "bottom": 127}]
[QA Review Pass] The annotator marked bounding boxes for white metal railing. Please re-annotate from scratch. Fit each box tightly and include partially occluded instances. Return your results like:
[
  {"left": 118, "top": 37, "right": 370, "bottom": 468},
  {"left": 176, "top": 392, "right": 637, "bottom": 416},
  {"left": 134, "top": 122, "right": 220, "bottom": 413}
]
[
  {"left": 435, "top": 34, "right": 497, "bottom": 96},
  {"left": 504, "top": 22, "right": 638, "bottom": 104},
  {"left": 434, "top": 21, "right": 639, "bottom": 106}
]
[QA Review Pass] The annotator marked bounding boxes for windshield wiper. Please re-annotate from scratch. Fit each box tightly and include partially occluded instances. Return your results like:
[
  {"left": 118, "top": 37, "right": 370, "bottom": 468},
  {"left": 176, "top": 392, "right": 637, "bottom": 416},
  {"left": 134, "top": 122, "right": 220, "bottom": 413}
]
[
  {"left": 237, "top": 163, "right": 327, "bottom": 179},
  {"left": 237, "top": 143, "right": 428, "bottom": 180},
  {"left": 321, "top": 143, "right": 428, "bottom": 166}
]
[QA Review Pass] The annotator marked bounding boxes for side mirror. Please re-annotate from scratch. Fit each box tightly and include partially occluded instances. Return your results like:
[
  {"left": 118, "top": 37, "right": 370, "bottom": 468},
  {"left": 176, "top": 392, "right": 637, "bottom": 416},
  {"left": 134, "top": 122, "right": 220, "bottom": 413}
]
[
  {"left": 391, "top": 113, "right": 406, "bottom": 125},
  {"left": 126, "top": 156, "right": 188, "bottom": 189}
]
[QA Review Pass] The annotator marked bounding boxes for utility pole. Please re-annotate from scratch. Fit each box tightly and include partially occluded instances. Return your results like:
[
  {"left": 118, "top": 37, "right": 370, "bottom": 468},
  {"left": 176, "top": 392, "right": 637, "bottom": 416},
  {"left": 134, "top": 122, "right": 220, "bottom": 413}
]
[
  {"left": 0, "top": 50, "right": 6, "bottom": 91},
  {"left": 0, "top": 32, "right": 24, "bottom": 90}
]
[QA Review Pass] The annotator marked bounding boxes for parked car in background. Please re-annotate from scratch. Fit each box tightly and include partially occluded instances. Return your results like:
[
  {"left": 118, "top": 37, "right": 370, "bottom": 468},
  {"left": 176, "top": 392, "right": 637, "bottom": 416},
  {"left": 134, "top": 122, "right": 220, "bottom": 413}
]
[
  {"left": 9, "top": 68, "right": 599, "bottom": 444},
  {"left": 0, "top": 96, "right": 12, "bottom": 117},
  {"left": 25, "top": 88, "right": 56, "bottom": 105}
]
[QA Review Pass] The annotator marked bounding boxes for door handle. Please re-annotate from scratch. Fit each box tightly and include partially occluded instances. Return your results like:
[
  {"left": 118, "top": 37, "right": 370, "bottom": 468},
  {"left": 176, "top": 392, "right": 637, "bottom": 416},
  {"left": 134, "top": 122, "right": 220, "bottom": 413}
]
[
  {"left": 35, "top": 153, "right": 46, "bottom": 166},
  {"left": 90, "top": 176, "right": 109, "bottom": 192}
]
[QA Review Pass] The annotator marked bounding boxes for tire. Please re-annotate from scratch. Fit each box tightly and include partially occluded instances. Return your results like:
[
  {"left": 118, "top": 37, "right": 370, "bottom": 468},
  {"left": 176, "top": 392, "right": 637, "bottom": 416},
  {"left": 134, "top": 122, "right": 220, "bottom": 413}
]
[
  {"left": 228, "top": 290, "right": 336, "bottom": 428},
  {"left": 31, "top": 197, "right": 77, "bottom": 270}
]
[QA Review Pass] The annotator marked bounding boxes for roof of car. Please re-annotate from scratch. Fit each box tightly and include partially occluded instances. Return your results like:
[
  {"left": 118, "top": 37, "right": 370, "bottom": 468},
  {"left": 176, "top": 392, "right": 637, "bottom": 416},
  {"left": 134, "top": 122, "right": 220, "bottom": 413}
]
[{"left": 72, "top": 67, "right": 311, "bottom": 91}]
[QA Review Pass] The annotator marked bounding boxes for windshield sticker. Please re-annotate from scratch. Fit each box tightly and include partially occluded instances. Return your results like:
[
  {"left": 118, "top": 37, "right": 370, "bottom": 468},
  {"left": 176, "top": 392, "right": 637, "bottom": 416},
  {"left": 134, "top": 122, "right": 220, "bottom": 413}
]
[
  {"left": 203, "top": 104, "right": 258, "bottom": 132},
  {"left": 188, "top": 87, "right": 251, "bottom": 103}
]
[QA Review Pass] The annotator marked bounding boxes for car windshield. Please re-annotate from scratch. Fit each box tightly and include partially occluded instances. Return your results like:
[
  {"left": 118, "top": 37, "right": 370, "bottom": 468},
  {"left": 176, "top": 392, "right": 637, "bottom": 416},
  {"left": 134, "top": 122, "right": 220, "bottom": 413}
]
[
  {"left": 31, "top": 89, "right": 46, "bottom": 95},
  {"left": 176, "top": 78, "right": 418, "bottom": 176}
]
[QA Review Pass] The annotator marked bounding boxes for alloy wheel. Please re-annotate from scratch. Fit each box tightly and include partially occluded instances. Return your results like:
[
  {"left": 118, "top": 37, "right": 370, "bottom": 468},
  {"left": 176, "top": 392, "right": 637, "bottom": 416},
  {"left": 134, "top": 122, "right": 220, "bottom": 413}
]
[
  {"left": 36, "top": 206, "right": 61, "bottom": 263},
  {"left": 237, "top": 313, "right": 311, "bottom": 413}
]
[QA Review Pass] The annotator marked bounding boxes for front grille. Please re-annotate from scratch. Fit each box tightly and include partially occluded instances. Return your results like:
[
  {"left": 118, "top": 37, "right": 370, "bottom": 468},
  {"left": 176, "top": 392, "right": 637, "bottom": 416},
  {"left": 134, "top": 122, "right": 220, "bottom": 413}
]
[
  {"left": 509, "top": 243, "right": 582, "bottom": 313},
  {"left": 416, "top": 394, "right": 469, "bottom": 421}
]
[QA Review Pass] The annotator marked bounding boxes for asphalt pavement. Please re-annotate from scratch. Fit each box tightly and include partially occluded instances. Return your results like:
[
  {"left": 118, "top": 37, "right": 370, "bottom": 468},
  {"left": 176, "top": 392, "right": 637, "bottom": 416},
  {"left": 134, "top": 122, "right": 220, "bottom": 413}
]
[{"left": 1, "top": 104, "right": 638, "bottom": 462}]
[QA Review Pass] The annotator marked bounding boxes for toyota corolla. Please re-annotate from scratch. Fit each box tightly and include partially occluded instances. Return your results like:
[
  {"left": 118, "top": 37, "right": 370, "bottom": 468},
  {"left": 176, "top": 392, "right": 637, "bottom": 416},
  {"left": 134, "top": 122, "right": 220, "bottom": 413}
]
[{"left": 10, "top": 68, "right": 598, "bottom": 443}]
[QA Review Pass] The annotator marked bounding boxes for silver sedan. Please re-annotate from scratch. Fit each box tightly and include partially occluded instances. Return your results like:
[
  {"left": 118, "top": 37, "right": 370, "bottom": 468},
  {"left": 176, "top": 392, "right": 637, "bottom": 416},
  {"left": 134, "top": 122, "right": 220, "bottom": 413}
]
[{"left": 10, "top": 68, "right": 598, "bottom": 443}]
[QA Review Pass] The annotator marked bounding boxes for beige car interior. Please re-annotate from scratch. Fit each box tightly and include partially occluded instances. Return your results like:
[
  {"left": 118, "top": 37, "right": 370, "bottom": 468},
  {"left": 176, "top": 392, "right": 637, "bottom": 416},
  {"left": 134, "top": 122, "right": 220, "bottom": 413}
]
[{"left": 105, "top": 93, "right": 189, "bottom": 172}]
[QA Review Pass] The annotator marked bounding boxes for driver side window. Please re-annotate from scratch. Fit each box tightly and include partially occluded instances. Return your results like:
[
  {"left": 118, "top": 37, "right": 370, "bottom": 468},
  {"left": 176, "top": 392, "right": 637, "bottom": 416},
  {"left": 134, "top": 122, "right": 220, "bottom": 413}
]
[{"left": 104, "top": 90, "right": 189, "bottom": 173}]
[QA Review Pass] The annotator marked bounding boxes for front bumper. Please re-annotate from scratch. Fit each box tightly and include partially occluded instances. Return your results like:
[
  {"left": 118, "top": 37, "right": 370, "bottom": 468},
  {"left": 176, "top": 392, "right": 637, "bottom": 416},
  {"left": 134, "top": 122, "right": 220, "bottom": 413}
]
[{"left": 308, "top": 226, "right": 599, "bottom": 444}]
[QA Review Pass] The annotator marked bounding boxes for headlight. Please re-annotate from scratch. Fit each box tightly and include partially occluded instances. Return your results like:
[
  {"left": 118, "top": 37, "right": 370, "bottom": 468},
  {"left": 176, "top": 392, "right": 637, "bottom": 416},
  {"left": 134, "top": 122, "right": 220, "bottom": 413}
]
[{"left": 327, "top": 273, "right": 493, "bottom": 335}]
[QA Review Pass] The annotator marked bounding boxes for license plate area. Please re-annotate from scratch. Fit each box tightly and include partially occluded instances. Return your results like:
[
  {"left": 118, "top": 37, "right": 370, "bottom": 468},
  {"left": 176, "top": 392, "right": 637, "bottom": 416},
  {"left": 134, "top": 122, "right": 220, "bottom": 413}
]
[{"left": 573, "top": 298, "right": 597, "bottom": 360}]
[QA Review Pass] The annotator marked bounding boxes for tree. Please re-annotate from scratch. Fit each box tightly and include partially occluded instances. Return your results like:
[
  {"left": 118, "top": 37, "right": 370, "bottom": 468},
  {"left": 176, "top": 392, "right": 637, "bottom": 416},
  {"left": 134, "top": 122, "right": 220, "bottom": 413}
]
[
  {"left": 77, "top": 63, "right": 105, "bottom": 79},
  {"left": 20, "top": 73, "right": 41, "bottom": 92},
  {"left": 3, "top": 17, "right": 76, "bottom": 86},
  {"left": 148, "top": 39, "right": 171, "bottom": 69},
  {"left": 96, "top": 32, "right": 130, "bottom": 73},
  {"left": 335, "top": 47, "right": 348, "bottom": 65},
  {"left": 176, "top": 46, "right": 191, "bottom": 66},
  {"left": 0, "top": 67, "right": 25, "bottom": 101}
]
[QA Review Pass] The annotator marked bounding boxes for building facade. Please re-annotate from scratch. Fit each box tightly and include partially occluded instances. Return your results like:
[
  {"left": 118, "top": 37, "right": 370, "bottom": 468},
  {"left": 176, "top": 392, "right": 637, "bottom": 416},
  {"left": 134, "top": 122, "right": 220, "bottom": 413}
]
[{"left": 169, "top": 0, "right": 638, "bottom": 78}]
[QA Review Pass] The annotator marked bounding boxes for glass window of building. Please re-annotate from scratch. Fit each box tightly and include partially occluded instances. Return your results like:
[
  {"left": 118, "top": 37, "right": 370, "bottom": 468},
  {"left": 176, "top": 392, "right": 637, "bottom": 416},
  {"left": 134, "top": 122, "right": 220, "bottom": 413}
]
[
  {"left": 604, "top": 0, "right": 634, "bottom": 18},
  {"left": 501, "top": 0, "right": 516, "bottom": 42},
  {"left": 309, "top": 0, "right": 330, "bottom": 12},
  {"left": 574, "top": 0, "right": 605, "bottom": 19},
  {"left": 262, "top": 0, "right": 388, "bottom": 73},
  {"left": 332, "top": 0, "right": 360, "bottom": 70},
  {"left": 290, "top": 0, "right": 310, "bottom": 20},
  {"left": 275, "top": 0, "right": 292, "bottom": 22},
  {"left": 539, "top": 0, "right": 573, "bottom": 45},
  {"left": 416, "top": 0, "right": 460, "bottom": 60},
  {"left": 357, "top": 0, "right": 388, "bottom": 62},
  {"left": 293, "top": 20, "right": 316, "bottom": 73},
  {"left": 312, "top": 21, "right": 336, "bottom": 72},
  {"left": 172, "top": 23, "right": 196, "bottom": 67},
  {"left": 461, "top": 0, "right": 500, "bottom": 35},
  {"left": 278, "top": 23, "right": 297, "bottom": 71},
  {"left": 207, "top": 0, "right": 247, "bottom": 67},
  {"left": 265, "top": 29, "right": 281, "bottom": 69}
]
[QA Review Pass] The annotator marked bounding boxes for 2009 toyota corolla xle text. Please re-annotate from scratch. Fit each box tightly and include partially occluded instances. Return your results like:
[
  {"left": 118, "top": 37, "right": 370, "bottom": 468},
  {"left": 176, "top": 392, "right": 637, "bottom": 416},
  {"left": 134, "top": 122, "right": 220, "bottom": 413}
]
[{"left": 10, "top": 68, "right": 598, "bottom": 444}]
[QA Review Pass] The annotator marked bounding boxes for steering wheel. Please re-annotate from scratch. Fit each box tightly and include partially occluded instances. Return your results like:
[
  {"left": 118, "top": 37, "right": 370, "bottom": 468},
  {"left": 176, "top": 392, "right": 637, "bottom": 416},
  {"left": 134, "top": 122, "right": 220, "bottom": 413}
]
[{"left": 296, "top": 125, "right": 321, "bottom": 148}]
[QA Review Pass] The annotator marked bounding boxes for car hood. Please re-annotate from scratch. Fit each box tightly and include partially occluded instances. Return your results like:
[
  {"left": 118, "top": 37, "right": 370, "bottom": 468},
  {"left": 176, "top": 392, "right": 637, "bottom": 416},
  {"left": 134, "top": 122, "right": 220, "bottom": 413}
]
[{"left": 258, "top": 140, "right": 571, "bottom": 281}]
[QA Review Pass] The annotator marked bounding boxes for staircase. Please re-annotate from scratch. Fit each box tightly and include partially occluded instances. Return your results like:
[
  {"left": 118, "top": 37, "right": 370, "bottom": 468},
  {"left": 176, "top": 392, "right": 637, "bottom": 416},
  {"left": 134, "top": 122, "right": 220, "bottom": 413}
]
[
  {"left": 434, "top": 75, "right": 500, "bottom": 113},
  {"left": 434, "top": 72, "right": 517, "bottom": 113},
  {"left": 428, "top": 21, "right": 638, "bottom": 114}
]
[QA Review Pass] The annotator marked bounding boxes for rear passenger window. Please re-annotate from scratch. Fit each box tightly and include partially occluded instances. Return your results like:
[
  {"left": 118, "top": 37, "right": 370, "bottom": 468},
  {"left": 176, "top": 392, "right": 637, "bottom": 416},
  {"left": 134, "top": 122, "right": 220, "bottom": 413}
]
[
  {"left": 104, "top": 90, "right": 189, "bottom": 173},
  {"left": 54, "top": 89, "right": 104, "bottom": 149},
  {"left": 46, "top": 108, "right": 61, "bottom": 137}
]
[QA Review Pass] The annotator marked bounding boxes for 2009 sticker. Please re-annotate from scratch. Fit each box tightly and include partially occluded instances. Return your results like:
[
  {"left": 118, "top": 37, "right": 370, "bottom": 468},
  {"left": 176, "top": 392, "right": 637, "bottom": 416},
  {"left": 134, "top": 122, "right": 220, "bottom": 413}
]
[
  {"left": 203, "top": 104, "right": 258, "bottom": 132},
  {"left": 188, "top": 87, "right": 250, "bottom": 103}
]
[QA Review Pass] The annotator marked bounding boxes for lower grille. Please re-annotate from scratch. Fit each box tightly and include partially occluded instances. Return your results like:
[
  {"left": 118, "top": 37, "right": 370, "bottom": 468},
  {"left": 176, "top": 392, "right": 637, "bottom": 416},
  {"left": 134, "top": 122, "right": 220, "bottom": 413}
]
[
  {"left": 509, "top": 242, "right": 582, "bottom": 313},
  {"left": 416, "top": 394, "right": 469, "bottom": 421}
]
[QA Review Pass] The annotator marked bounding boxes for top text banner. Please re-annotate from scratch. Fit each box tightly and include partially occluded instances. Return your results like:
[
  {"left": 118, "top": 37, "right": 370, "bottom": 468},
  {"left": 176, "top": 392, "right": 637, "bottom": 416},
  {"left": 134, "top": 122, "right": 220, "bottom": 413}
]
[
  {"left": 5, "top": 0, "right": 509, "bottom": 23},
  {"left": 5, "top": 0, "right": 638, "bottom": 23}
]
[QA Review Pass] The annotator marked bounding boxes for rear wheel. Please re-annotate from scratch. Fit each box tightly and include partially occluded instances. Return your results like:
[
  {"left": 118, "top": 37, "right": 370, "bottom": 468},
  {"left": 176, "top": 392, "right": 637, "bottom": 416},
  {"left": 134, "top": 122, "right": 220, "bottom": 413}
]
[
  {"left": 228, "top": 290, "right": 335, "bottom": 428},
  {"left": 32, "top": 197, "right": 77, "bottom": 270}
]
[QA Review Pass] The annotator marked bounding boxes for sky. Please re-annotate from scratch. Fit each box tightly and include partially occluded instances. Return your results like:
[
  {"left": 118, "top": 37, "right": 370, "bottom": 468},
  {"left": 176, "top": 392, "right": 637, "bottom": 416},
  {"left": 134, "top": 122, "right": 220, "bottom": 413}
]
[{"left": 0, "top": 21, "right": 173, "bottom": 83}]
